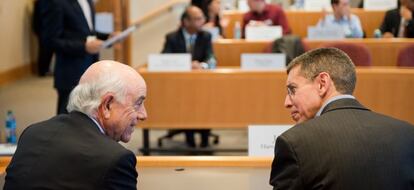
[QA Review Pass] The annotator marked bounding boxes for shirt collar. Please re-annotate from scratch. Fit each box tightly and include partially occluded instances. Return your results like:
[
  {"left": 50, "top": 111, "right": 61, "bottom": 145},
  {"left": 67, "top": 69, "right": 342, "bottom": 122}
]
[
  {"left": 87, "top": 115, "right": 106, "bottom": 134},
  {"left": 316, "top": 94, "right": 355, "bottom": 117}
]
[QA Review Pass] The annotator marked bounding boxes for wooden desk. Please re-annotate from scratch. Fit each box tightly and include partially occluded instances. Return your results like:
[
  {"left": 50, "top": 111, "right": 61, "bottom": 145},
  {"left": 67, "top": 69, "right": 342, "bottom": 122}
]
[
  {"left": 213, "top": 39, "right": 414, "bottom": 67},
  {"left": 139, "top": 67, "right": 414, "bottom": 128},
  {"left": 223, "top": 9, "right": 385, "bottom": 38},
  {"left": 0, "top": 156, "right": 273, "bottom": 190}
]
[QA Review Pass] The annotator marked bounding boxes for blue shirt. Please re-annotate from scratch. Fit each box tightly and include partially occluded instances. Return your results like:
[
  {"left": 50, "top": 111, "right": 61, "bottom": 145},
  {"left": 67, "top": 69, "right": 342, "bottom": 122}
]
[{"left": 317, "top": 14, "right": 364, "bottom": 38}]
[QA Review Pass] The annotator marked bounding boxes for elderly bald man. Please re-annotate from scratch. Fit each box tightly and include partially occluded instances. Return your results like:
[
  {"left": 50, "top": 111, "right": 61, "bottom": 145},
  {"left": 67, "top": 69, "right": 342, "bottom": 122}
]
[{"left": 4, "top": 60, "right": 147, "bottom": 190}]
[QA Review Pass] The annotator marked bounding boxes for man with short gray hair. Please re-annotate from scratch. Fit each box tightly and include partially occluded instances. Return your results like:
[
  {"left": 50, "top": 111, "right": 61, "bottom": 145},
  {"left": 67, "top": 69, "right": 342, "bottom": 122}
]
[
  {"left": 4, "top": 60, "right": 146, "bottom": 189},
  {"left": 270, "top": 48, "right": 414, "bottom": 189}
]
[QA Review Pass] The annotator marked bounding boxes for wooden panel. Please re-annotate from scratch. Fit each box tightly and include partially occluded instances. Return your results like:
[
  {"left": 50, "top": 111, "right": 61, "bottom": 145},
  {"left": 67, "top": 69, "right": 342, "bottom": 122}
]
[
  {"left": 0, "top": 156, "right": 272, "bottom": 174},
  {"left": 138, "top": 67, "right": 414, "bottom": 129},
  {"left": 222, "top": 8, "right": 385, "bottom": 38},
  {"left": 213, "top": 39, "right": 414, "bottom": 67},
  {"left": 0, "top": 64, "right": 31, "bottom": 86}
]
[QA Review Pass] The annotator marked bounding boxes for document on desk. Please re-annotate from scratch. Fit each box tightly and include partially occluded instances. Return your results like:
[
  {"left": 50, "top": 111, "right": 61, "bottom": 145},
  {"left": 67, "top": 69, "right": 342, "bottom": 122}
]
[
  {"left": 245, "top": 26, "right": 282, "bottom": 41},
  {"left": 363, "top": 0, "right": 397, "bottom": 10},
  {"left": 102, "top": 25, "right": 137, "bottom": 49}
]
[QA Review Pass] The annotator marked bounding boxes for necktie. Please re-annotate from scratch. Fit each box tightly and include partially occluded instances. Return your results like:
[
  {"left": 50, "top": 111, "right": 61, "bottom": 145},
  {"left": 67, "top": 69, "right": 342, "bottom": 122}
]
[{"left": 398, "top": 18, "right": 406, "bottom": 38}]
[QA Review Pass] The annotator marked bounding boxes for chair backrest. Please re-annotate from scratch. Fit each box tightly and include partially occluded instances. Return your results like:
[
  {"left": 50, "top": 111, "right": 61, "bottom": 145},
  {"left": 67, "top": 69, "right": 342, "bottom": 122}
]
[
  {"left": 397, "top": 44, "right": 414, "bottom": 67},
  {"left": 319, "top": 42, "right": 372, "bottom": 66}
]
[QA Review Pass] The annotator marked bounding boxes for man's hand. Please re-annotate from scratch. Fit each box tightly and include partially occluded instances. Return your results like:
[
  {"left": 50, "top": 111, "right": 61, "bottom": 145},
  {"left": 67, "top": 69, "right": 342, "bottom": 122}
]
[
  {"left": 85, "top": 39, "right": 103, "bottom": 54},
  {"left": 192, "top": 61, "right": 202, "bottom": 70}
]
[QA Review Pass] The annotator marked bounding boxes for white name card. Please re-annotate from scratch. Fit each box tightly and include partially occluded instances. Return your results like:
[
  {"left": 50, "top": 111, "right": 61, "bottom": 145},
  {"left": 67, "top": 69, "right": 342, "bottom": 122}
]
[
  {"left": 245, "top": 26, "right": 283, "bottom": 41},
  {"left": 248, "top": 125, "right": 293, "bottom": 156},
  {"left": 241, "top": 53, "right": 286, "bottom": 70},
  {"left": 304, "top": 0, "right": 331, "bottom": 11},
  {"left": 307, "top": 26, "right": 345, "bottom": 40},
  {"left": 364, "top": 0, "right": 397, "bottom": 10},
  {"left": 148, "top": 54, "right": 192, "bottom": 72}
]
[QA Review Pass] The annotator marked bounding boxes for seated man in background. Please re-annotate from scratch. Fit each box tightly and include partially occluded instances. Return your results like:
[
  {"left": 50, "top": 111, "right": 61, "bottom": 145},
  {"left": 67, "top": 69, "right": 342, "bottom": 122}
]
[
  {"left": 243, "top": 0, "right": 292, "bottom": 37},
  {"left": 4, "top": 60, "right": 147, "bottom": 189},
  {"left": 317, "top": 0, "right": 363, "bottom": 38},
  {"left": 162, "top": 6, "right": 213, "bottom": 148},
  {"left": 270, "top": 48, "right": 414, "bottom": 189},
  {"left": 162, "top": 6, "right": 213, "bottom": 69},
  {"left": 380, "top": 0, "right": 414, "bottom": 38}
]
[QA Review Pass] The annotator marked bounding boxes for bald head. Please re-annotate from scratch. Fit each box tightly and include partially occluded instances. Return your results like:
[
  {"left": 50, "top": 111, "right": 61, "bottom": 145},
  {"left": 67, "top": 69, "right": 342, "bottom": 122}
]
[
  {"left": 67, "top": 60, "right": 147, "bottom": 143},
  {"left": 181, "top": 6, "right": 206, "bottom": 34}
]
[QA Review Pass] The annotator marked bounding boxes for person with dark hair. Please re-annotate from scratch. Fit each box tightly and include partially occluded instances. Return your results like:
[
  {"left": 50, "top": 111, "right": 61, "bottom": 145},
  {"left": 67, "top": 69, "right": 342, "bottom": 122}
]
[
  {"left": 242, "top": 0, "right": 291, "bottom": 38},
  {"left": 317, "top": 0, "right": 363, "bottom": 38},
  {"left": 191, "top": 0, "right": 206, "bottom": 9},
  {"left": 162, "top": 6, "right": 213, "bottom": 148},
  {"left": 380, "top": 0, "right": 414, "bottom": 38},
  {"left": 269, "top": 47, "right": 414, "bottom": 189},
  {"left": 201, "top": 0, "right": 226, "bottom": 37}
]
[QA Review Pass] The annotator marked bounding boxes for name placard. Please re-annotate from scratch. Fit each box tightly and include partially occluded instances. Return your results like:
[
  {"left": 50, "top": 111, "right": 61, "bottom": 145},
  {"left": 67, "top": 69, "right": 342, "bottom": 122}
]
[
  {"left": 363, "top": 0, "right": 397, "bottom": 10},
  {"left": 307, "top": 26, "right": 345, "bottom": 40},
  {"left": 248, "top": 125, "right": 293, "bottom": 156},
  {"left": 241, "top": 53, "right": 286, "bottom": 70},
  {"left": 304, "top": 0, "right": 331, "bottom": 11},
  {"left": 148, "top": 54, "right": 192, "bottom": 72},
  {"left": 245, "top": 26, "right": 283, "bottom": 41}
]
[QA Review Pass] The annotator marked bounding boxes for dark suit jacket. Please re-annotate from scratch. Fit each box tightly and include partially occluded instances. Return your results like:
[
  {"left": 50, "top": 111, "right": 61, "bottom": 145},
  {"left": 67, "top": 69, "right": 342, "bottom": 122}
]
[
  {"left": 270, "top": 98, "right": 414, "bottom": 190},
  {"left": 42, "top": 0, "right": 109, "bottom": 90},
  {"left": 4, "top": 111, "right": 137, "bottom": 190},
  {"left": 162, "top": 28, "right": 213, "bottom": 62},
  {"left": 380, "top": 8, "right": 414, "bottom": 38}
]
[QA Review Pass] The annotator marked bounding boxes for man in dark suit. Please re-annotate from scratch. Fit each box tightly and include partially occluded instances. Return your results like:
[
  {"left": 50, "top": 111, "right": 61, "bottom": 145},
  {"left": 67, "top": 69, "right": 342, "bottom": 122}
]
[
  {"left": 162, "top": 6, "right": 213, "bottom": 148},
  {"left": 33, "top": 0, "right": 54, "bottom": 77},
  {"left": 4, "top": 60, "right": 147, "bottom": 189},
  {"left": 162, "top": 5, "right": 213, "bottom": 69},
  {"left": 270, "top": 48, "right": 414, "bottom": 189},
  {"left": 42, "top": 0, "right": 110, "bottom": 114},
  {"left": 380, "top": 0, "right": 414, "bottom": 38}
]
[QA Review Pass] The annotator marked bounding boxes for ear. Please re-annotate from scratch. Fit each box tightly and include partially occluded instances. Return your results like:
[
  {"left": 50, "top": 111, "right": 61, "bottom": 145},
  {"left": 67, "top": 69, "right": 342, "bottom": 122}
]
[
  {"left": 316, "top": 72, "right": 331, "bottom": 97},
  {"left": 100, "top": 93, "right": 115, "bottom": 119}
]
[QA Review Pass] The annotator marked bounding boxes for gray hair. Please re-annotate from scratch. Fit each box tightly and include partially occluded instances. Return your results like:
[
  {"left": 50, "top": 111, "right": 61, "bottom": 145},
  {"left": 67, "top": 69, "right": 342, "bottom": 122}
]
[
  {"left": 66, "top": 73, "right": 128, "bottom": 116},
  {"left": 286, "top": 47, "right": 356, "bottom": 95}
]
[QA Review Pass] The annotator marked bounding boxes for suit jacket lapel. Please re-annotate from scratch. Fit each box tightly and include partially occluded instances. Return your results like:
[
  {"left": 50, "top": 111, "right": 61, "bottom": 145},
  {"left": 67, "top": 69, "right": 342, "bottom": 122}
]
[
  {"left": 70, "top": 0, "right": 92, "bottom": 32},
  {"left": 321, "top": 98, "right": 370, "bottom": 115},
  {"left": 178, "top": 29, "right": 187, "bottom": 53}
]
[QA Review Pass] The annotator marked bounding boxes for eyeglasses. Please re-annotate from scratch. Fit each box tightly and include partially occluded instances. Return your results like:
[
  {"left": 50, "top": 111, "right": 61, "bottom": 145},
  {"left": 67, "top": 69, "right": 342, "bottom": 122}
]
[{"left": 286, "top": 73, "right": 320, "bottom": 98}]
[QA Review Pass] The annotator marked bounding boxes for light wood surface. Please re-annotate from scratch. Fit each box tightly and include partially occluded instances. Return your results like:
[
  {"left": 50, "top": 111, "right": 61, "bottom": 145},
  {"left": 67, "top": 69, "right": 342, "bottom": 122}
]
[
  {"left": 222, "top": 9, "right": 385, "bottom": 38},
  {"left": 213, "top": 38, "right": 414, "bottom": 67},
  {"left": 138, "top": 67, "right": 414, "bottom": 129},
  {"left": 0, "top": 156, "right": 272, "bottom": 174}
]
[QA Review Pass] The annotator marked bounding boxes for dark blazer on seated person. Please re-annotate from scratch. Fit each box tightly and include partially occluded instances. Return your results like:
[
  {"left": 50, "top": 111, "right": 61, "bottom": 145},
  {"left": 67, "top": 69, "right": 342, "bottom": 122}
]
[
  {"left": 162, "top": 28, "right": 213, "bottom": 62},
  {"left": 270, "top": 98, "right": 414, "bottom": 190},
  {"left": 4, "top": 111, "right": 138, "bottom": 190},
  {"left": 380, "top": 8, "right": 414, "bottom": 38}
]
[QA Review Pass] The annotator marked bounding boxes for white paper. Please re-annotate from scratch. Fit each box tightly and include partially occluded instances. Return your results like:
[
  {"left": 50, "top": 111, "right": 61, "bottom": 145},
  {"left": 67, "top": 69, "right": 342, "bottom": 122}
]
[
  {"left": 307, "top": 25, "right": 346, "bottom": 40},
  {"left": 241, "top": 53, "right": 286, "bottom": 70},
  {"left": 95, "top": 12, "right": 114, "bottom": 34},
  {"left": 363, "top": 0, "right": 397, "bottom": 10},
  {"left": 238, "top": 0, "right": 249, "bottom": 11},
  {"left": 248, "top": 125, "right": 292, "bottom": 156},
  {"left": 304, "top": 0, "right": 331, "bottom": 11},
  {"left": 148, "top": 54, "right": 192, "bottom": 72},
  {"left": 102, "top": 25, "right": 137, "bottom": 49},
  {"left": 245, "top": 26, "right": 283, "bottom": 41},
  {"left": 0, "top": 144, "right": 16, "bottom": 155}
]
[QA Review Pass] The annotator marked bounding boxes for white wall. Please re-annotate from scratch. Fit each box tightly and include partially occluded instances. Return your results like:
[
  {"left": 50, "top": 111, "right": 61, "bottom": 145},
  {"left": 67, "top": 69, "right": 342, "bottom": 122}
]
[
  {"left": 129, "top": 0, "right": 189, "bottom": 67},
  {"left": 0, "top": 0, "right": 33, "bottom": 73}
]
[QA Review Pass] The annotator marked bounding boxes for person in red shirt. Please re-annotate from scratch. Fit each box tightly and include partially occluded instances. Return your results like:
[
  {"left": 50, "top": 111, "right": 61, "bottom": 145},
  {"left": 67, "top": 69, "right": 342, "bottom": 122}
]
[{"left": 242, "top": 0, "right": 291, "bottom": 38}]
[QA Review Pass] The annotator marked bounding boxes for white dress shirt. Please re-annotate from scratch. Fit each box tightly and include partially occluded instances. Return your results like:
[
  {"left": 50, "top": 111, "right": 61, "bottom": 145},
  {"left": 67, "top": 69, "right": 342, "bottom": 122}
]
[{"left": 78, "top": 0, "right": 93, "bottom": 31}]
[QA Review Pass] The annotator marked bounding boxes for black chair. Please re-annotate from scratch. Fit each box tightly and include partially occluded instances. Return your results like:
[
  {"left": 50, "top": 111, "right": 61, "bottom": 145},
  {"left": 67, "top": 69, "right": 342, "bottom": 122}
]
[{"left": 157, "top": 129, "right": 219, "bottom": 148}]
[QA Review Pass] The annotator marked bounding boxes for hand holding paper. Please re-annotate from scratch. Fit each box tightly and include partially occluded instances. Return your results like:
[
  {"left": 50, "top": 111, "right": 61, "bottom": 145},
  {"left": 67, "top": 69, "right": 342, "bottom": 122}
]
[{"left": 101, "top": 25, "right": 137, "bottom": 49}]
